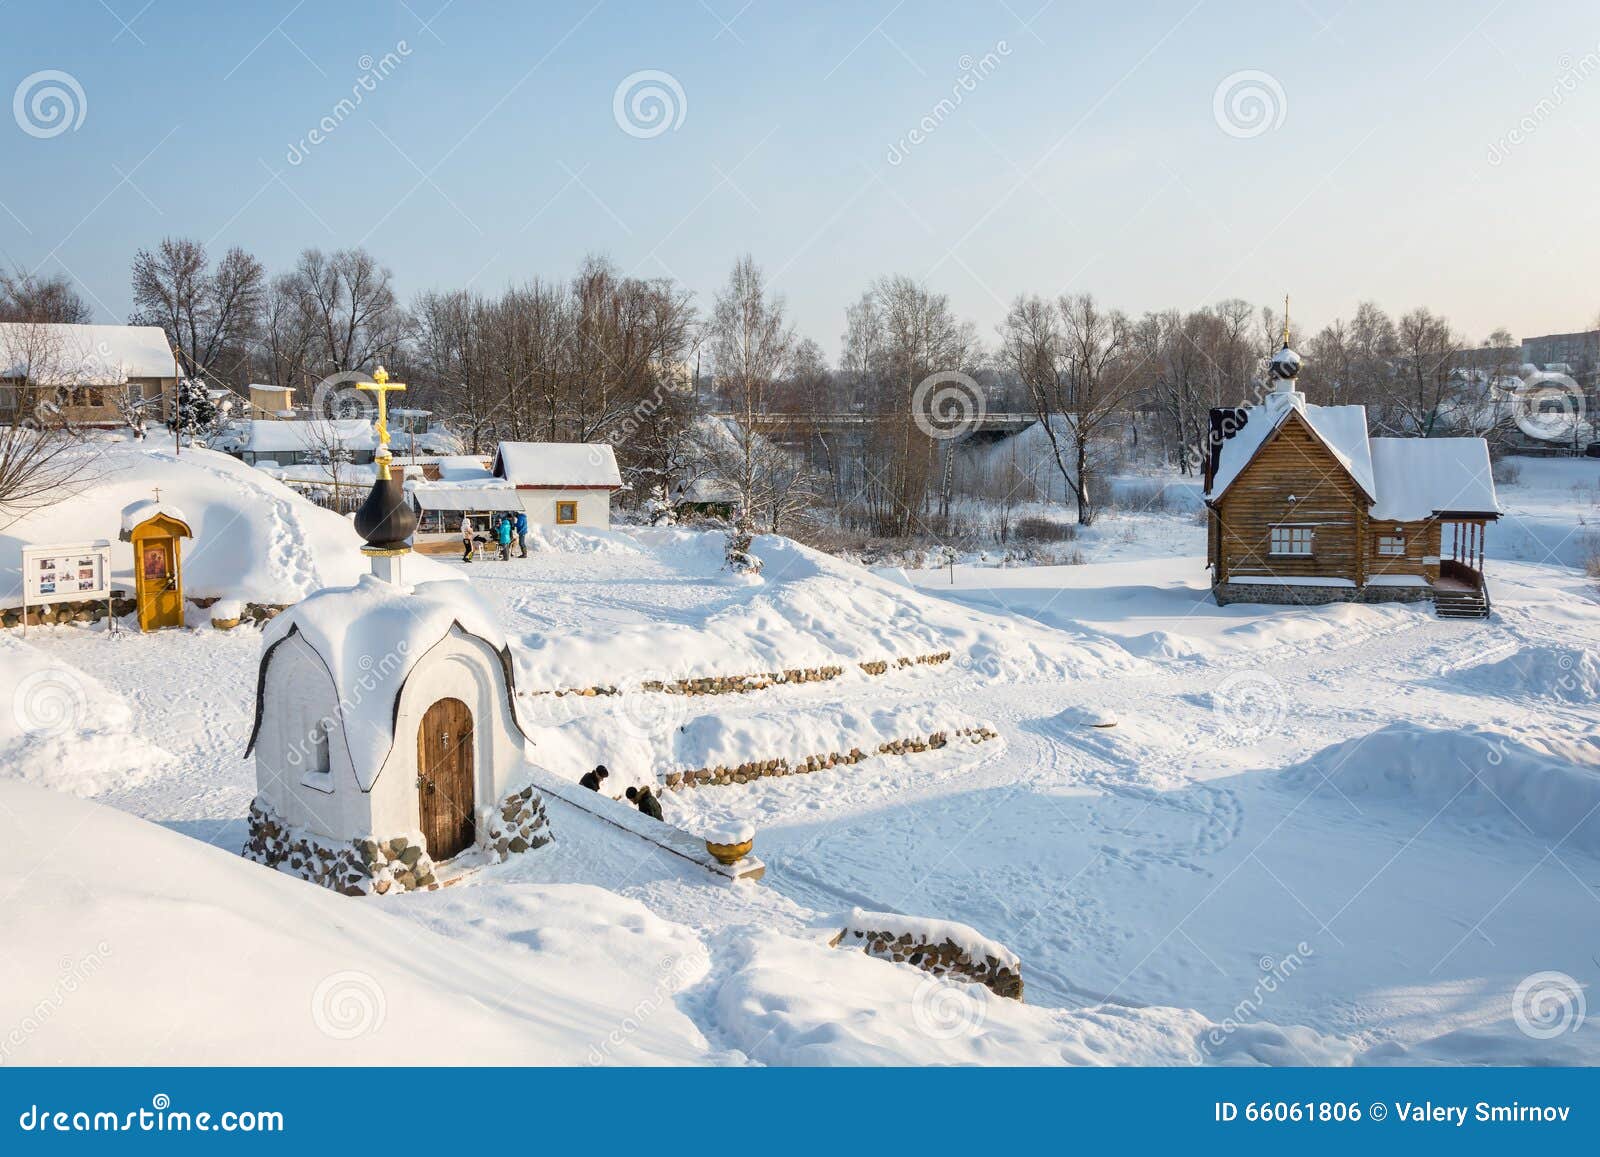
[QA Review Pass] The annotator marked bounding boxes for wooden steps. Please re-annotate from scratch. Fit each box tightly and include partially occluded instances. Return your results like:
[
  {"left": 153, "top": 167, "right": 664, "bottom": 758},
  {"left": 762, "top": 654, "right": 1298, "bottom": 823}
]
[{"left": 1434, "top": 587, "right": 1490, "bottom": 619}]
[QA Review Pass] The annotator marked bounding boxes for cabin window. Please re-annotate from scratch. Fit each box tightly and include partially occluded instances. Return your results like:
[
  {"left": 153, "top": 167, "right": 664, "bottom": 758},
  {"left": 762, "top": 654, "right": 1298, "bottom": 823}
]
[
  {"left": 1376, "top": 534, "right": 1405, "bottom": 557},
  {"left": 555, "top": 500, "right": 578, "bottom": 525},
  {"left": 1269, "top": 525, "right": 1315, "bottom": 557}
]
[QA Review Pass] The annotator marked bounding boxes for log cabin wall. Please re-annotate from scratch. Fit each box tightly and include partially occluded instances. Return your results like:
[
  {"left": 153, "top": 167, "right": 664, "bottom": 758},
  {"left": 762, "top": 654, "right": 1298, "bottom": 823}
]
[
  {"left": 1214, "top": 412, "right": 1367, "bottom": 585},
  {"left": 1365, "top": 518, "right": 1441, "bottom": 582}
]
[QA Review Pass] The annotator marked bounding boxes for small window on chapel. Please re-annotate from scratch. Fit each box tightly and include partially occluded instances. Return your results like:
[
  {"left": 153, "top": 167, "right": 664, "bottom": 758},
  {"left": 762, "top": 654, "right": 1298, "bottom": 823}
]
[
  {"left": 1269, "top": 525, "right": 1314, "bottom": 557},
  {"left": 555, "top": 501, "right": 577, "bottom": 525},
  {"left": 1376, "top": 534, "right": 1405, "bottom": 557}
]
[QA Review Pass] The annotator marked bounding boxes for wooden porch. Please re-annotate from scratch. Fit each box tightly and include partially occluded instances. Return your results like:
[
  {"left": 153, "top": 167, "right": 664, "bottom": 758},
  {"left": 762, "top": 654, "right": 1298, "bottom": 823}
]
[{"left": 1434, "top": 519, "right": 1492, "bottom": 619}]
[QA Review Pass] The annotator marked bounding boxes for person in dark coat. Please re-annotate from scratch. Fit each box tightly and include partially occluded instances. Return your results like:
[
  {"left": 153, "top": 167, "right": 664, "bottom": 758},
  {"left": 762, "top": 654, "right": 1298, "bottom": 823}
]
[
  {"left": 579, "top": 765, "right": 609, "bottom": 792},
  {"left": 496, "top": 514, "right": 513, "bottom": 560},
  {"left": 515, "top": 510, "right": 529, "bottom": 558},
  {"left": 625, "top": 785, "right": 664, "bottom": 820}
]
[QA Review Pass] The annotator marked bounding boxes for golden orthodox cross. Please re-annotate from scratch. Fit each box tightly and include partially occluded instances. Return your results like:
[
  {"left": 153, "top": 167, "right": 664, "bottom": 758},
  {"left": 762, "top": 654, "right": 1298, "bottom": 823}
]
[{"left": 357, "top": 367, "right": 407, "bottom": 479}]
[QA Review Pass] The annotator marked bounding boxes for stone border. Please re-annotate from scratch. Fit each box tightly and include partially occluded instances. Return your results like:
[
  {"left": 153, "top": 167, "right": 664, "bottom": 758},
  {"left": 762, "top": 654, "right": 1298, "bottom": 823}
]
[
  {"left": 662, "top": 725, "right": 999, "bottom": 790},
  {"left": 832, "top": 922, "right": 1024, "bottom": 1001},
  {"left": 0, "top": 596, "right": 290, "bottom": 629},
  {"left": 531, "top": 651, "right": 953, "bottom": 700},
  {"left": 243, "top": 784, "right": 551, "bottom": 897}
]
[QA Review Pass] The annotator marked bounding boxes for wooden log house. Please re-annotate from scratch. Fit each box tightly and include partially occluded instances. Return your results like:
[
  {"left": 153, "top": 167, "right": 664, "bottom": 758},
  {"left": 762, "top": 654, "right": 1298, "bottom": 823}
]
[{"left": 1203, "top": 342, "right": 1501, "bottom": 618}]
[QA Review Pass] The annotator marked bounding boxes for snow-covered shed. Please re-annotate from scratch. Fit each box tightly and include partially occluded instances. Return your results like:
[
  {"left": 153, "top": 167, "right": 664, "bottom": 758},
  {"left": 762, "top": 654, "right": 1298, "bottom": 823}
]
[
  {"left": 490, "top": 442, "right": 623, "bottom": 528},
  {"left": 245, "top": 409, "right": 552, "bottom": 895},
  {"left": 1204, "top": 342, "right": 1501, "bottom": 616}
]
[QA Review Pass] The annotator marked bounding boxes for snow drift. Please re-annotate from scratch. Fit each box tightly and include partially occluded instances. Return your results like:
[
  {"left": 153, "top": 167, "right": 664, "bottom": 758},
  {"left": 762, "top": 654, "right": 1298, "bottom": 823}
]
[
  {"left": 1454, "top": 644, "right": 1600, "bottom": 704},
  {"left": 1282, "top": 723, "right": 1600, "bottom": 855},
  {"left": 0, "top": 630, "right": 174, "bottom": 797},
  {"left": 0, "top": 438, "right": 452, "bottom": 606},
  {"left": 0, "top": 781, "right": 713, "bottom": 1064}
]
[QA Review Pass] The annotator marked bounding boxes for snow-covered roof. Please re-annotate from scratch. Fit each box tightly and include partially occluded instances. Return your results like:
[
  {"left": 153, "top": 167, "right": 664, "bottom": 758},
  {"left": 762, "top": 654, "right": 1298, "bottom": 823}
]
[
  {"left": 493, "top": 442, "right": 622, "bottom": 488},
  {"left": 249, "top": 382, "right": 293, "bottom": 394},
  {"left": 412, "top": 487, "right": 523, "bottom": 512},
  {"left": 435, "top": 455, "right": 495, "bottom": 482},
  {"left": 235, "top": 419, "right": 377, "bottom": 453},
  {"left": 0, "top": 323, "right": 176, "bottom": 384},
  {"left": 1369, "top": 437, "right": 1500, "bottom": 520},
  {"left": 118, "top": 500, "right": 191, "bottom": 537},
  {"left": 248, "top": 575, "right": 521, "bottom": 790},
  {"left": 1207, "top": 392, "right": 1374, "bottom": 501}
]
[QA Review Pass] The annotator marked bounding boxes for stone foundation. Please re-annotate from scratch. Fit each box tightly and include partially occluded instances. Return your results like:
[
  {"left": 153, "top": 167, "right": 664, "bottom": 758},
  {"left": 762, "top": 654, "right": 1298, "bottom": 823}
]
[
  {"left": 532, "top": 652, "right": 954, "bottom": 700},
  {"left": 1213, "top": 582, "right": 1435, "bottom": 607},
  {"left": 1, "top": 596, "right": 288, "bottom": 629},
  {"left": 834, "top": 916, "right": 1024, "bottom": 1001},
  {"left": 662, "top": 725, "right": 999, "bottom": 790},
  {"left": 244, "top": 784, "right": 552, "bottom": 897},
  {"left": 481, "top": 783, "right": 553, "bottom": 860}
]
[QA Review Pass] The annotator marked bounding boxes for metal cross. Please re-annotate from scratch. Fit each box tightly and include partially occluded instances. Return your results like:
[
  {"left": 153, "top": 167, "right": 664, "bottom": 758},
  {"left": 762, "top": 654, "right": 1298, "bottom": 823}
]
[{"left": 356, "top": 366, "right": 407, "bottom": 478}]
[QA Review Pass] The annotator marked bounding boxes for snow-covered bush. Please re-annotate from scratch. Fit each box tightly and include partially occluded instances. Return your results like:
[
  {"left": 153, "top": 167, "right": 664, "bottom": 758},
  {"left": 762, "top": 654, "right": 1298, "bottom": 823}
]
[
  {"left": 644, "top": 484, "right": 678, "bottom": 526},
  {"left": 724, "top": 519, "right": 762, "bottom": 575}
]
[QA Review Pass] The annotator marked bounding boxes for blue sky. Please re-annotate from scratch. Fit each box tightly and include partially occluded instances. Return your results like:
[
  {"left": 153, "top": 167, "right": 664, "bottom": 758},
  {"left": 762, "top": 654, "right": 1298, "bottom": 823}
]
[{"left": 3, "top": 0, "right": 1598, "bottom": 355}]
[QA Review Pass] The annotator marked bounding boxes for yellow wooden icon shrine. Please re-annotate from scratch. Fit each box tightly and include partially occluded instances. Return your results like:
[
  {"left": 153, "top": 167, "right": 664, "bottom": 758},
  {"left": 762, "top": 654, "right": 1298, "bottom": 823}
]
[{"left": 120, "top": 508, "right": 193, "bottom": 631}]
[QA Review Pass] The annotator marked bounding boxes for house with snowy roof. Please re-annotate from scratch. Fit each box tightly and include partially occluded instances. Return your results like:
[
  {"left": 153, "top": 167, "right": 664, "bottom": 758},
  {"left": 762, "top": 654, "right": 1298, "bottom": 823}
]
[
  {"left": 212, "top": 418, "right": 379, "bottom": 467},
  {"left": 489, "top": 442, "right": 623, "bottom": 528},
  {"left": 1203, "top": 341, "right": 1501, "bottom": 618},
  {"left": 0, "top": 322, "right": 178, "bottom": 427}
]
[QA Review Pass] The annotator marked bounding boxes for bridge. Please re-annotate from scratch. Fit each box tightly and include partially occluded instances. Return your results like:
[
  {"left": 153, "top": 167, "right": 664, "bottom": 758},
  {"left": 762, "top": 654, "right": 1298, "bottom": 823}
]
[{"left": 706, "top": 411, "right": 1039, "bottom": 441}]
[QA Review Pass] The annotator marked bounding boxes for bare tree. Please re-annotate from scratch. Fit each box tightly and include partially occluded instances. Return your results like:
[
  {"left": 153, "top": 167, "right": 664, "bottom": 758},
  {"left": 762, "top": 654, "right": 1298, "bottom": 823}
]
[
  {"left": 0, "top": 267, "right": 91, "bottom": 323},
  {"left": 130, "top": 237, "right": 264, "bottom": 386},
  {"left": 706, "top": 255, "right": 793, "bottom": 523},
  {"left": 289, "top": 247, "right": 405, "bottom": 376},
  {"left": 1387, "top": 307, "right": 1461, "bottom": 436},
  {"left": 1004, "top": 293, "right": 1134, "bottom": 525},
  {"left": 0, "top": 322, "right": 94, "bottom": 527}
]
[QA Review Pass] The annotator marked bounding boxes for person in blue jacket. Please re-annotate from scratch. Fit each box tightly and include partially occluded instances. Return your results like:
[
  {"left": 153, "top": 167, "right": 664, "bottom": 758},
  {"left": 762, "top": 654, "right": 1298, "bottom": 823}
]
[
  {"left": 515, "top": 510, "right": 529, "bottom": 558},
  {"left": 495, "top": 514, "right": 513, "bottom": 560}
]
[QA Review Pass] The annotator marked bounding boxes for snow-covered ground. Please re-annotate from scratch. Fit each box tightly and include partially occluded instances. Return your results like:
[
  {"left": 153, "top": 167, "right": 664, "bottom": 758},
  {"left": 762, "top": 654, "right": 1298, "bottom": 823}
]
[{"left": 1, "top": 452, "right": 1596, "bottom": 1065}]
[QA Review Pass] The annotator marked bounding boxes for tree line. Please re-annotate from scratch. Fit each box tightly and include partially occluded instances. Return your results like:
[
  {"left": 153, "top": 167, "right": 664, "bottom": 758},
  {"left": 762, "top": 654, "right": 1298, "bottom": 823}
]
[{"left": 1, "top": 242, "right": 1548, "bottom": 539}]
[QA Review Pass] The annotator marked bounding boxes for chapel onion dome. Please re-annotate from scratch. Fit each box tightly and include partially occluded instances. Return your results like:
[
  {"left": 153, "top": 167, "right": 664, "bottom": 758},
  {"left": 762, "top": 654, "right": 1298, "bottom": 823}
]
[{"left": 1269, "top": 343, "right": 1302, "bottom": 381}]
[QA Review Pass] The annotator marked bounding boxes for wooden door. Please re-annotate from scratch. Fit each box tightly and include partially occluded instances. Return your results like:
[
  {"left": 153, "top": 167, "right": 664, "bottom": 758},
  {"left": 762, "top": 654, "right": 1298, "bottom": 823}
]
[
  {"left": 417, "top": 698, "right": 475, "bottom": 861},
  {"left": 136, "top": 538, "right": 182, "bottom": 631}
]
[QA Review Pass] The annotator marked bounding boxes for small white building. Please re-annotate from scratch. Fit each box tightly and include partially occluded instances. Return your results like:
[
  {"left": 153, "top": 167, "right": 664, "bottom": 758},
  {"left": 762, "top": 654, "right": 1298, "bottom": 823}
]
[
  {"left": 244, "top": 574, "right": 551, "bottom": 894},
  {"left": 491, "top": 442, "right": 623, "bottom": 528}
]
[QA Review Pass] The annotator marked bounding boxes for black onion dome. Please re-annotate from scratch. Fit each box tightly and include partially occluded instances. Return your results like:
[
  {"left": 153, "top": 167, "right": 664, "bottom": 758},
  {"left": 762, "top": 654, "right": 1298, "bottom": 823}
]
[
  {"left": 354, "top": 472, "right": 417, "bottom": 550},
  {"left": 1269, "top": 343, "right": 1302, "bottom": 380}
]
